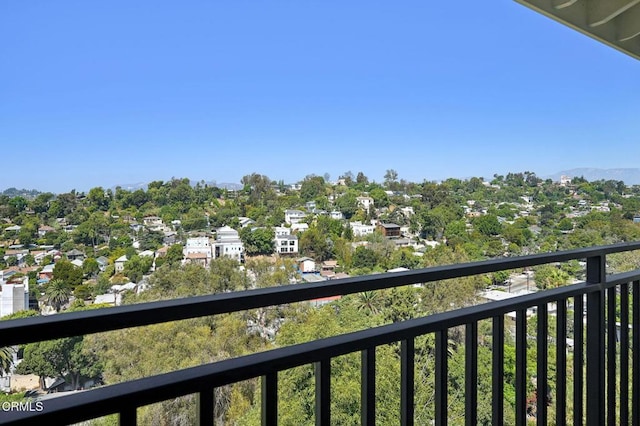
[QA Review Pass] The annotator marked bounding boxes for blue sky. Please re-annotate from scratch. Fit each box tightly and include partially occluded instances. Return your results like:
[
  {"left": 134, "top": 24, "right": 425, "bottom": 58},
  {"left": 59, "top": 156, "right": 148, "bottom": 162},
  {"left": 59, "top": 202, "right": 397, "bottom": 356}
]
[{"left": 1, "top": 1, "right": 639, "bottom": 193}]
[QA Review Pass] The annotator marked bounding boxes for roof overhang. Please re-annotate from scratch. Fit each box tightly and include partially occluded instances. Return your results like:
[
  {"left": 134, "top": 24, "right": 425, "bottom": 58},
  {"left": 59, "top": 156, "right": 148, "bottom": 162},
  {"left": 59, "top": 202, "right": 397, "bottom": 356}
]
[{"left": 515, "top": 0, "right": 640, "bottom": 60}]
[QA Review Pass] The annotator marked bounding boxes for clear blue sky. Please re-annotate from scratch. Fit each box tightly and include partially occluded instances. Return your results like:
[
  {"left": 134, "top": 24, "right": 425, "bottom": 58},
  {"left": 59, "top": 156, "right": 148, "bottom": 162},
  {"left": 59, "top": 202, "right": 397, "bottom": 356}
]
[{"left": 2, "top": 1, "right": 638, "bottom": 193}]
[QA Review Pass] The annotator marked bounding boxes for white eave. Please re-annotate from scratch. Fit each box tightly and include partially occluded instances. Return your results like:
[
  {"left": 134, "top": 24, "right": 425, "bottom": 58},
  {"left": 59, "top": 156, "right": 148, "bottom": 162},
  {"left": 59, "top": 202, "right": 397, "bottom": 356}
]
[{"left": 516, "top": 0, "right": 640, "bottom": 60}]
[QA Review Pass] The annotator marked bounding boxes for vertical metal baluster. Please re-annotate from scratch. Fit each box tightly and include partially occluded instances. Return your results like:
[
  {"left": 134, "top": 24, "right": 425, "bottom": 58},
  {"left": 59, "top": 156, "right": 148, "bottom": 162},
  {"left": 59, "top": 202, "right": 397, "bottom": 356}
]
[
  {"left": 620, "top": 283, "right": 629, "bottom": 426},
  {"left": 465, "top": 322, "right": 478, "bottom": 426},
  {"left": 586, "top": 255, "right": 605, "bottom": 426},
  {"left": 435, "top": 329, "right": 448, "bottom": 426},
  {"left": 197, "top": 388, "right": 214, "bottom": 426},
  {"left": 361, "top": 347, "right": 376, "bottom": 426},
  {"left": 120, "top": 407, "right": 137, "bottom": 426},
  {"left": 492, "top": 315, "right": 504, "bottom": 426},
  {"left": 516, "top": 309, "right": 527, "bottom": 426},
  {"left": 574, "top": 294, "right": 584, "bottom": 425},
  {"left": 633, "top": 280, "right": 639, "bottom": 426},
  {"left": 607, "top": 286, "right": 616, "bottom": 426},
  {"left": 557, "top": 298, "right": 567, "bottom": 425},
  {"left": 315, "top": 360, "right": 331, "bottom": 426},
  {"left": 537, "top": 303, "right": 548, "bottom": 425},
  {"left": 401, "top": 339, "right": 415, "bottom": 426},
  {"left": 262, "top": 373, "right": 278, "bottom": 426}
]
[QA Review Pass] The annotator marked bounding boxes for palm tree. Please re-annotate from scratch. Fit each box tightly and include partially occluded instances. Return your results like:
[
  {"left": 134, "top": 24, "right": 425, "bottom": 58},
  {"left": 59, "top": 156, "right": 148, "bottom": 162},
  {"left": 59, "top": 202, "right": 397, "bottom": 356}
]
[
  {"left": 45, "top": 279, "right": 71, "bottom": 312},
  {"left": 0, "top": 347, "right": 13, "bottom": 376},
  {"left": 357, "top": 291, "right": 381, "bottom": 315}
]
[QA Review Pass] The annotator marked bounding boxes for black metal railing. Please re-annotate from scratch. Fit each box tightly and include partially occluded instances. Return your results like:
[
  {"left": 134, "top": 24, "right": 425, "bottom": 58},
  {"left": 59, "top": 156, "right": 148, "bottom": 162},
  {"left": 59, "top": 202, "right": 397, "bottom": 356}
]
[{"left": 1, "top": 242, "right": 640, "bottom": 425}]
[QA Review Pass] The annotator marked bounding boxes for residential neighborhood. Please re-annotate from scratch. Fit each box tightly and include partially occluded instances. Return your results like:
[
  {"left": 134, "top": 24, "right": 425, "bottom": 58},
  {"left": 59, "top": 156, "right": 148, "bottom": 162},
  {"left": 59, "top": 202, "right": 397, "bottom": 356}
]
[{"left": 1, "top": 171, "right": 640, "bottom": 420}]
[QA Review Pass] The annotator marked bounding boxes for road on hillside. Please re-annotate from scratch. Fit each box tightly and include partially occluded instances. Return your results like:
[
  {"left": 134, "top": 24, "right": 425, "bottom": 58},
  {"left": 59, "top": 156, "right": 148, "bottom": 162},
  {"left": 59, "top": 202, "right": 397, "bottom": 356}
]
[{"left": 502, "top": 272, "right": 535, "bottom": 294}]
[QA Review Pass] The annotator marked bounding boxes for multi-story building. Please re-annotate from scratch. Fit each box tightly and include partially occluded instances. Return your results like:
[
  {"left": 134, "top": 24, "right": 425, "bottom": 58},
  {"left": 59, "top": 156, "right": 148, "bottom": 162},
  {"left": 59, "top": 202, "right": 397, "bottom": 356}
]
[
  {"left": 184, "top": 236, "right": 212, "bottom": 267},
  {"left": 0, "top": 271, "right": 29, "bottom": 318},
  {"left": 275, "top": 234, "right": 299, "bottom": 255},
  {"left": 274, "top": 226, "right": 290, "bottom": 238},
  {"left": 349, "top": 221, "right": 376, "bottom": 237},
  {"left": 285, "top": 210, "right": 306, "bottom": 225},
  {"left": 356, "top": 196, "right": 374, "bottom": 212},
  {"left": 213, "top": 226, "right": 244, "bottom": 262}
]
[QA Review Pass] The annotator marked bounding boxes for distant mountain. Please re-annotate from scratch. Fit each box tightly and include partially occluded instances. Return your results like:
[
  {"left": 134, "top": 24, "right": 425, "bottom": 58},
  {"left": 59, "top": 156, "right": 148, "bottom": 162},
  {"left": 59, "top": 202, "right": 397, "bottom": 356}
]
[
  {"left": 547, "top": 168, "right": 640, "bottom": 185},
  {"left": 110, "top": 182, "right": 148, "bottom": 192},
  {"left": 216, "top": 182, "right": 243, "bottom": 191},
  {"left": 1, "top": 188, "right": 42, "bottom": 199},
  {"left": 109, "top": 180, "right": 244, "bottom": 192}
]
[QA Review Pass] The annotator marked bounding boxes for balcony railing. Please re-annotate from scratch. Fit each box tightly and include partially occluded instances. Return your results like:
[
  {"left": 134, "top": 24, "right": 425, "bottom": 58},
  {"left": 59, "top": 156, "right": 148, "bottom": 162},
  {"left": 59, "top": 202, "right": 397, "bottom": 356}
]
[{"left": 1, "top": 242, "right": 640, "bottom": 425}]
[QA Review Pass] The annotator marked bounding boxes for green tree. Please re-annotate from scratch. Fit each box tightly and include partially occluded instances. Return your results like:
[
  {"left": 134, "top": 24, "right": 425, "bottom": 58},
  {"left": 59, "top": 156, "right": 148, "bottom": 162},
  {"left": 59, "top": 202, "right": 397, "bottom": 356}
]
[
  {"left": 534, "top": 265, "right": 570, "bottom": 289},
  {"left": 83, "top": 257, "right": 100, "bottom": 277},
  {"left": 138, "top": 230, "right": 164, "bottom": 251},
  {"left": 356, "top": 291, "right": 381, "bottom": 315},
  {"left": 299, "top": 228, "right": 332, "bottom": 261},
  {"left": 369, "top": 187, "right": 390, "bottom": 208},
  {"left": 23, "top": 254, "right": 36, "bottom": 266},
  {"left": 8, "top": 196, "right": 28, "bottom": 215},
  {"left": 241, "top": 173, "right": 275, "bottom": 206},
  {"left": 299, "top": 175, "right": 326, "bottom": 201},
  {"left": 165, "top": 244, "right": 185, "bottom": 268},
  {"left": 383, "top": 169, "right": 399, "bottom": 189},
  {"left": 557, "top": 217, "right": 574, "bottom": 232},
  {"left": 0, "top": 347, "right": 13, "bottom": 376},
  {"left": 73, "top": 212, "right": 108, "bottom": 251},
  {"left": 315, "top": 216, "right": 344, "bottom": 239},
  {"left": 473, "top": 214, "right": 502, "bottom": 236},
  {"left": 18, "top": 223, "right": 37, "bottom": 246},
  {"left": 123, "top": 255, "right": 153, "bottom": 283},
  {"left": 122, "top": 189, "right": 150, "bottom": 209},
  {"left": 45, "top": 279, "right": 71, "bottom": 312},
  {"left": 87, "top": 187, "right": 110, "bottom": 211},
  {"left": 334, "top": 191, "right": 359, "bottom": 219},
  {"left": 16, "top": 335, "right": 102, "bottom": 390},
  {"left": 240, "top": 227, "right": 275, "bottom": 256},
  {"left": 352, "top": 246, "right": 379, "bottom": 269},
  {"left": 388, "top": 248, "right": 420, "bottom": 270},
  {"left": 30, "top": 192, "right": 55, "bottom": 217},
  {"left": 53, "top": 259, "right": 84, "bottom": 289}
]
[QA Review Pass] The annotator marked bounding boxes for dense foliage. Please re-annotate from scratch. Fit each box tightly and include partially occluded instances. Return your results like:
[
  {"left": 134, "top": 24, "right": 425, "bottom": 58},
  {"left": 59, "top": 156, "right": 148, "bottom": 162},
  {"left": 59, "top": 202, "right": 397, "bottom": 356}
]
[{"left": 2, "top": 171, "right": 640, "bottom": 423}]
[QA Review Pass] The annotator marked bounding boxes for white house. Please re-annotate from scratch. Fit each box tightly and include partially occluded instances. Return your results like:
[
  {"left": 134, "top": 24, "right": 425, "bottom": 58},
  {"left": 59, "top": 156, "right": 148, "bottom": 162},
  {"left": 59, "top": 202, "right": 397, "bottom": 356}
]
[
  {"left": 356, "top": 196, "right": 374, "bottom": 212},
  {"left": 238, "top": 217, "right": 256, "bottom": 228},
  {"left": 274, "top": 226, "right": 290, "bottom": 237},
  {"left": 138, "top": 250, "right": 155, "bottom": 258},
  {"left": 70, "top": 259, "right": 84, "bottom": 269},
  {"left": 37, "top": 225, "right": 55, "bottom": 237},
  {"left": 275, "top": 234, "right": 298, "bottom": 255},
  {"left": 291, "top": 222, "right": 309, "bottom": 233},
  {"left": 94, "top": 293, "right": 122, "bottom": 306},
  {"left": 114, "top": 255, "right": 128, "bottom": 273},
  {"left": 285, "top": 210, "right": 306, "bottom": 225},
  {"left": 213, "top": 226, "right": 244, "bottom": 262},
  {"left": 297, "top": 257, "right": 316, "bottom": 273},
  {"left": 0, "top": 272, "right": 29, "bottom": 318},
  {"left": 96, "top": 256, "right": 109, "bottom": 272},
  {"left": 400, "top": 207, "right": 414, "bottom": 217},
  {"left": 143, "top": 216, "right": 163, "bottom": 228},
  {"left": 330, "top": 210, "right": 344, "bottom": 220},
  {"left": 184, "top": 237, "right": 212, "bottom": 266},
  {"left": 349, "top": 221, "right": 376, "bottom": 237}
]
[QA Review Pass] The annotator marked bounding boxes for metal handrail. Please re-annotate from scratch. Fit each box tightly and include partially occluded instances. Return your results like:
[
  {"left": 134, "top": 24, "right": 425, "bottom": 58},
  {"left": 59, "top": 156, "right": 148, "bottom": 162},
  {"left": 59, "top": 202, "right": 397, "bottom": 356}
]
[
  {"left": 2, "top": 242, "right": 639, "bottom": 347},
  {"left": 1, "top": 242, "right": 639, "bottom": 425}
]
